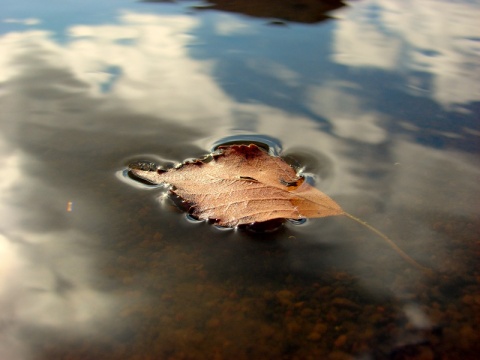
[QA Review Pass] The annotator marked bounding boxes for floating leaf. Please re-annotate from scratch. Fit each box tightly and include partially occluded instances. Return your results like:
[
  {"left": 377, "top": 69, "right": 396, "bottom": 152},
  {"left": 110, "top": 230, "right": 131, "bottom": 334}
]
[
  {"left": 129, "top": 144, "right": 431, "bottom": 274},
  {"left": 130, "top": 144, "right": 343, "bottom": 227}
]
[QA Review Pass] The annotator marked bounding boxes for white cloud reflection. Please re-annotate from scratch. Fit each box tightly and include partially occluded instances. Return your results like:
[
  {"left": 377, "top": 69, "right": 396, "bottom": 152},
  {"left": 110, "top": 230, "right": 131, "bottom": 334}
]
[
  {"left": 0, "top": 148, "right": 117, "bottom": 359},
  {"left": 306, "top": 80, "right": 387, "bottom": 144},
  {"left": 66, "top": 12, "right": 233, "bottom": 123},
  {"left": 214, "top": 13, "right": 255, "bottom": 36},
  {"left": 246, "top": 58, "right": 300, "bottom": 87},
  {"left": 333, "top": 0, "right": 480, "bottom": 109},
  {"left": 3, "top": 18, "right": 41, "bottom": 26}
]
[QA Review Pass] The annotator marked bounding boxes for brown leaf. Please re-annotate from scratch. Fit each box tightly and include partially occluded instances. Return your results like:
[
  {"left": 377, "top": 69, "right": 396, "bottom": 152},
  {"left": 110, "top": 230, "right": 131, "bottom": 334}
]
[
  {"left": 129, "top": 144, "right": 433, "bottom": 274},
  {"left": 129, "top": 144, "right": 344, "bottom": 227}
]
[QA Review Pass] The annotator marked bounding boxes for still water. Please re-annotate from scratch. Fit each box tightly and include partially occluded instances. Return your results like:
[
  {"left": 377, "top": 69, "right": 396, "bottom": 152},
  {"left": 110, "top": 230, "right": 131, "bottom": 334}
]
[{"left": 1, "top": 0, "right": 479, "bottom": 359}]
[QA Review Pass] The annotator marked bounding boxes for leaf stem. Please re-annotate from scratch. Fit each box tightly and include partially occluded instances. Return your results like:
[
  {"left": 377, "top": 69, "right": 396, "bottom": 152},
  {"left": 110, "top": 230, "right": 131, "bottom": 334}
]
[{"left": 343, "top": 211, "right": 434, "bottom": 276}]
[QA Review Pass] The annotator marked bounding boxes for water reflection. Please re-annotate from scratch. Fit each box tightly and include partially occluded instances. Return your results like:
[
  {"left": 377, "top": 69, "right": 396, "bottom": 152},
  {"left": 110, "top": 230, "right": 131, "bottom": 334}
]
[
  {"left": 306, "top": 80, "right": 388, "bottom": 144},
  {"left": 145, "top": 0, "right": 346, "bottom": 24},
  {"left": 0, "top": 146, "right": 120, "bottom": 359},
  {"left": 0, "top": 1, "right": 479, "bottom": 359},
  {"left": 332, "top": 0, "right": 480, "bottom": 110}
]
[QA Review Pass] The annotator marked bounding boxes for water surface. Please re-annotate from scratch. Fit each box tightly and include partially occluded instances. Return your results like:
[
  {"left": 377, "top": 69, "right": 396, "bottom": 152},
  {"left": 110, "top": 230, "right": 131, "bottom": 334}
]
[{"left": 1, "top": 0, "right": 479, "bottom": 359}]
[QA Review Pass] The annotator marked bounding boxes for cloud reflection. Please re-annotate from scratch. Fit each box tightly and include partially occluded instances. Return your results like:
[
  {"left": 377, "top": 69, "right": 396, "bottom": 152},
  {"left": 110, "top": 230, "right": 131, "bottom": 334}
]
[
  {"left": 65, "top": 12, "right": 234, "bottom": 124},
  {"left": 214, "top": 13, "right": 255, "bottom": 36},
  {"left": 0, "top": 149, "right": 118, "bottom": 359},
  {"left": 306, "top": 80, "right": 387, "bottom": 144},
  {"left": 333, "top": 0, "right": 480, "bottom": 109},
  {"left": 246, "top": 58, "right": 300, "bottom": 87},
  {"left": 3, "top": 18, "right": 41, "bottom": 26}
]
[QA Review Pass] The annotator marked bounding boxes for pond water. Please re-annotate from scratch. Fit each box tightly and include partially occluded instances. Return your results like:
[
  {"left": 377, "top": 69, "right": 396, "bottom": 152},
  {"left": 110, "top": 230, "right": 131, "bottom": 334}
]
[{"left": 1, "top": 0, "right": 479, "bottom": 359}]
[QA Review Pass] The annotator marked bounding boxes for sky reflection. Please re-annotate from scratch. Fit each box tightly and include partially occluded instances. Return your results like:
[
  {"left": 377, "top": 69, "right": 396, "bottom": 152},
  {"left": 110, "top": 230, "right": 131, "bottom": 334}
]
[{"left": 332, "top": 0, "right": 480, "bottom": 110}]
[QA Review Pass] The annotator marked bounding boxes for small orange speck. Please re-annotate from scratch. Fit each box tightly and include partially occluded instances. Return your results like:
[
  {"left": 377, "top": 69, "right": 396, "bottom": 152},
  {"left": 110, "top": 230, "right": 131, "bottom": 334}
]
[{"left": 67, "top": 201, "right": 73, "bottom": 212}]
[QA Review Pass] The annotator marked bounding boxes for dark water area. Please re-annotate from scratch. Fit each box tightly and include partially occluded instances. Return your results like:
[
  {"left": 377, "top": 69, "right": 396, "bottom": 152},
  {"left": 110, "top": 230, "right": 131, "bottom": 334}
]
[{"left": 1, "top": 0, "right": 479, "bottom": 359}]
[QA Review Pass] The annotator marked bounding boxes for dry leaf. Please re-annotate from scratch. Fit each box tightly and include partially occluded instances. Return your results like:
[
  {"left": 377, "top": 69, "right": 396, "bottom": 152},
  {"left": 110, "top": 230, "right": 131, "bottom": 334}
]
[
  {"left": 129, "top": 144, "right": 344, "bottom": 227},
  {"left": 128, "top": 143, "right": 432, "bottom": 274}
]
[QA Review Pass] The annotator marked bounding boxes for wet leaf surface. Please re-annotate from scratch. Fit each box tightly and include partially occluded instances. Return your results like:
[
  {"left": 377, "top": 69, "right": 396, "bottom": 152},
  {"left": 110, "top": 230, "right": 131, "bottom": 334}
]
[
  {"left": 129, "top": 144, "right": 433, "bottom": 274},
  {"left": 129, "top": 144, "right": 344, "bottom": 227}
]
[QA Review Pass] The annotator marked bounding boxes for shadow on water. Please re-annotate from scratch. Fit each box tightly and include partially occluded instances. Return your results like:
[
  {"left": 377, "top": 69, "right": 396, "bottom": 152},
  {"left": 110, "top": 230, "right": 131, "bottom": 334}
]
[{"left": 142, "top": 0, "right": 347, "bottom": 24}]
